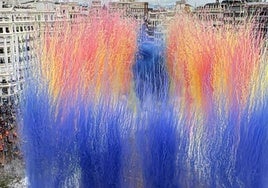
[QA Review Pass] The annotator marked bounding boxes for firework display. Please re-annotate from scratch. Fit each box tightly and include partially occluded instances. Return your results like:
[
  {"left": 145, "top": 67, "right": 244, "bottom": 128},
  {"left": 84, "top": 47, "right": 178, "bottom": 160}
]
[{"left": 20, "top": 12, "right": 268, "bottom": 188}]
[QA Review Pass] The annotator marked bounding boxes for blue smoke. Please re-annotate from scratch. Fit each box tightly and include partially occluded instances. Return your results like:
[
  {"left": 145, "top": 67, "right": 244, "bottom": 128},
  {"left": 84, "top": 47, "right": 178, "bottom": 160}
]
[
  {"left": 77, "top": 101, "right": 132, "bottom": 188},
  {"left": 133, "top": 36, "right": 169, "bottom": 103},
  {"left": 20, "top": 83, "right": 79, "bottom": 187},
  {"left": 19, "top": 26, "right": 268, "bottom": 188},
  {"left": 136, "top": 103, "right": 178, "bottom": 188},
  {"left": 20, "top": 81, "right": 132, "bottom": 188}
]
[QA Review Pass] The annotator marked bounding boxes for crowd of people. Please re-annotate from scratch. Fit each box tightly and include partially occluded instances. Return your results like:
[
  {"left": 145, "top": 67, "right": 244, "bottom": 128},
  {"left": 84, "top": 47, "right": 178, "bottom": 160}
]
[{"left": 0, "top": 103, "right": 21, "bottom": 166}]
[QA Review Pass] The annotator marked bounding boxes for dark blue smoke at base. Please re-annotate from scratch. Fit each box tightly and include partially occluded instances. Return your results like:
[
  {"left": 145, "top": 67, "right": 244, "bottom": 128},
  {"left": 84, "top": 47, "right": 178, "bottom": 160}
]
[
  {"left": 21, "top": 83, "right": 131, "bottom": 188},
  {"left": 133, "top": 39, "right": 169, "bottom": 103},
  {"left": 182, "top": 104, "right": 268, "bottom": 188},
  {"left": 133, "top": 35, "right": 179, "bottom": 187},
  {"left": 76, "top": 101, "right": 130, "bottom": 188},
  {"left": 235, "top": 103, "right": 268, "bottom": 187},
  {"left": 20, "top": 32, "right": 268, "bottom": 187},
  {"left": 21, "top": 85, "right": 78, "bottom": 187},
  {"left": 136, "top": 104, "right": 178, "bottom": 188}
]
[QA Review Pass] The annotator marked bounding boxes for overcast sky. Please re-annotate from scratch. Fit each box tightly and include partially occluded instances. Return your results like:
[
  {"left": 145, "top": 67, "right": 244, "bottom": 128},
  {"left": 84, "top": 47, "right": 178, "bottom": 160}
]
[{"left": 186, "top": 0, "right": 212, "bottom": 6}]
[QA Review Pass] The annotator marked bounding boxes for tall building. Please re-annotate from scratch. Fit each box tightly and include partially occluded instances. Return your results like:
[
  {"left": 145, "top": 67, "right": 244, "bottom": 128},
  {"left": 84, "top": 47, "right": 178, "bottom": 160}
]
[
  {"left": 222, "top": 0, "right": 246, "bottom": 25},
  {"left": 91, "top": 0, "right": 102, "bottom": 9},
  {"left": 0, "top": 2, "right": 39, "bottom": 105},
  {"left": 146, "top": 1, "right": 193, "bottom": 40},
  {"left": 108, "top": 0, "right": 149, "bottom": 21},
  {"left": 90, "top": 0, "right": 102, "bottom": 15},
  {"left": 0, "top": 0, "right": 86, "bottom": 106},
  {"left": 0, "top": 0, "right": 85, "bottom": 165},
  {"left": 175, "top": 0, "right": 192, "bottom": 13},
  {"left": 245, "top": 2, "right": 268, "bottom": 36},
  {"left": 194, "top": 1, "right": 224, "bottom": 27},
  {"left": 194, "top": 0, "right": 247, "bottom": 26},
  {"left": 0, "top": 0, "right": 41, "bottom": 165},
  {"left": 194, "top": 0, "right": 268, "bottom": 33}
]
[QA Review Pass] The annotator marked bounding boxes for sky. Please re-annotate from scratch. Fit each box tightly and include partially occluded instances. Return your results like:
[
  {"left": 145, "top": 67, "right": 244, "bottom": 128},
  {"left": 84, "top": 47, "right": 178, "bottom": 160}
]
[{"left": 185, "top": 0, "right": 212, "bottom": 6}]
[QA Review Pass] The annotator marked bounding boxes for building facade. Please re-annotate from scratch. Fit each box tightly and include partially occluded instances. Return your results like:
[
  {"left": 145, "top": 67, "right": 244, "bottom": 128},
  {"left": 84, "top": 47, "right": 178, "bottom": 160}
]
[
  {"left": 245, "top": 2, "right": 268, "bottom": 36},
  {"left": 109, "top": 0, "right": 149, "bottom": 21},
  {"left": 195, "top": 1, "right": 224, "bottom": 27},
  {"left": 0, "top": 5, "right": 39, "bottom": 105},
  {"left": 194, "top": 0, "right": 268, "bottom": 36},
  {"left": 0, "top": 0, "right": 87, "bottom": 105}
]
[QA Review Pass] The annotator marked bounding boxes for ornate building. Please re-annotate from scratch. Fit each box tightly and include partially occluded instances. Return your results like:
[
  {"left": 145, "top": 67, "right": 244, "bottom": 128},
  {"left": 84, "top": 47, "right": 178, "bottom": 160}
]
[
  {"left": 0, "top": 3, "right": 39, "bottom": 105},
  {"left": 108, "top": 0, "right": 149, "bottom": 21}
]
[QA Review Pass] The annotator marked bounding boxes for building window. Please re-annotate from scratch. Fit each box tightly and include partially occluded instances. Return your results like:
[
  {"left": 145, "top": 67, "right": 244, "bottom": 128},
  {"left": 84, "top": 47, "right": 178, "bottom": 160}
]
[
  {"left": 0, "top": 28, "right": 3, "bottom": 33},
  {"left": 2, "top": 88, "right": 8, "bottom": 95},
  {"left": 0, "top": 48, "right": 3, "bottom": 54},
  {"left": 20, "top": 26, "right": 23, "bottom": 32},
  {"left": 10, "top": 87, "right": 14, "bottom": 94},
  {"left": 8, "top": 57, "right": 11, "bottom": 63},
  {"left": 11, "top": 76, "right": 16, "bottom": 82},
  {"left": 5, "top": 27, "right": 9, "bottom": 33},
  {"left": 0, "top": 58, "right": 4, "bottom": 64}
]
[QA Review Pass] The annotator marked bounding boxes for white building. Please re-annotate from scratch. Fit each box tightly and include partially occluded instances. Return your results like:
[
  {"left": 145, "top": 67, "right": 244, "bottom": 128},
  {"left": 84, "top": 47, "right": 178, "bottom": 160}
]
[
  {"left": 194, "top": 1, "right": 224, "bottom": 27},
  {"left": 0, "top": 3, "right": 39, "bottom": 105},
  {"left": 0, "top": 0, "right": 84, "bottom": 105},
  {"left": 147, "top": 7, "right": 179, "bottom": 41},
  {"left": 175, "top": 0, "right": 192, "bottom": 13},
  {"left": 108, "top": 0, "right": 149, "bottom": 21}
]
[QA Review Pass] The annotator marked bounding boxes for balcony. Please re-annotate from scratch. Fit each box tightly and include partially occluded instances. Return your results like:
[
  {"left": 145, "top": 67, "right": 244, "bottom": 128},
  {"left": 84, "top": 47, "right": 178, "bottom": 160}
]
[
  {"left": 0, "top": 17, "right": 12, "bottom": 23},
  {"left": 0, "top": 81, "right": 17, "bottom": 87}
]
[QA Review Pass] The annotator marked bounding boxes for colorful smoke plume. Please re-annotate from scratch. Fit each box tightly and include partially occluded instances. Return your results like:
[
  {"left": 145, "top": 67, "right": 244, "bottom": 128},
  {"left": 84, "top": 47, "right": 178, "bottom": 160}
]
[
  {"left": 41, "top": 12, "right": 137, "bottom": 104},
  {"left": 20, "top": 12, "right": 268, "bottom": 188},
  {"left": 166, "top": 14, "right": 268, "bottom": 187},
  {"left": 167, "top": 15, "right": 264, "bottom": 114},
  {"left": 21, "top": 12, "right": 138, "bottom": 187}
]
